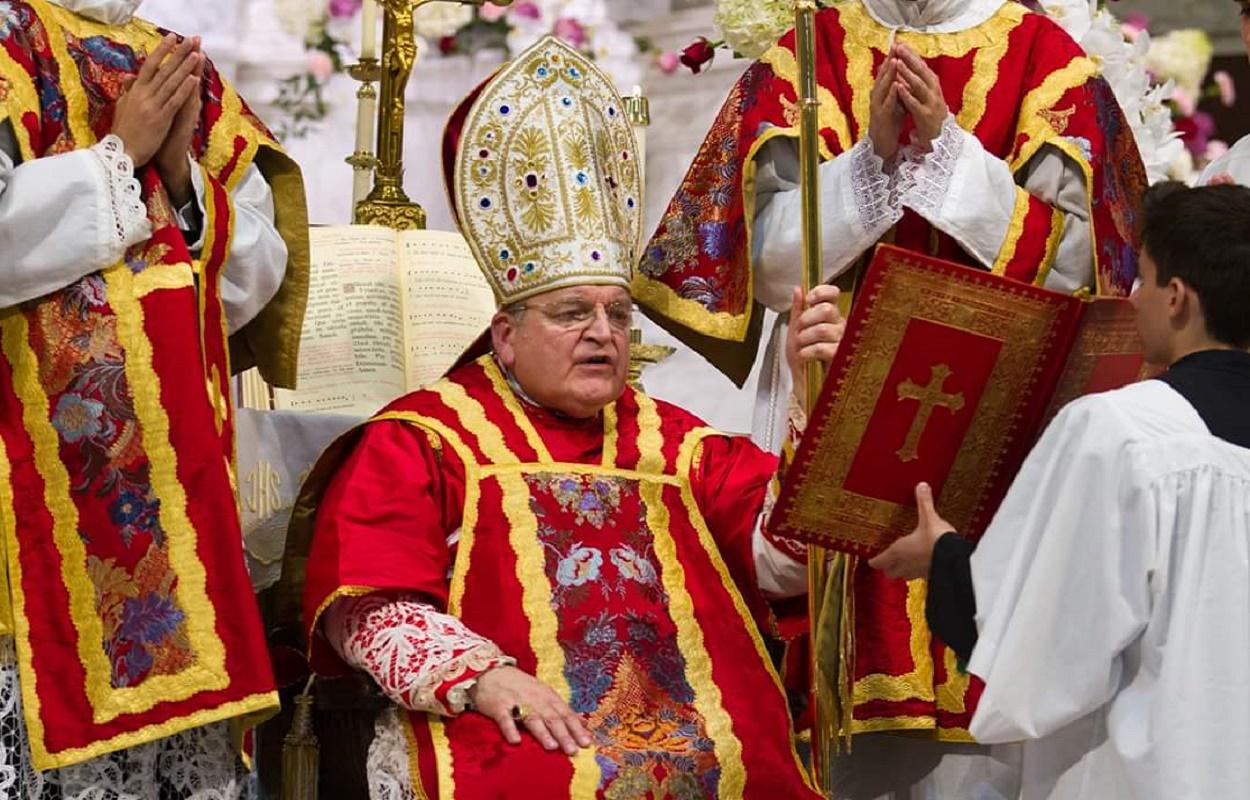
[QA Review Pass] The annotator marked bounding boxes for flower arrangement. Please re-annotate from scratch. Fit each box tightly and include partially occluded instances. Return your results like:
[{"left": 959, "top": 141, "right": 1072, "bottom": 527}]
[
  {"left": 1040, "top": 0, "right": 1235, "bottom": 180},
  {"left": 660, "top": 0, "right": 834, "bottom": 76},
  {"left": 272, "top": 0, "right": 647, "bottom": 139}
]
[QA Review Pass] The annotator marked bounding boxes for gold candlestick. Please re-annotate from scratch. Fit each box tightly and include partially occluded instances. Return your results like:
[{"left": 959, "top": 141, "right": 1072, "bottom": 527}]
[
  {"left": 355, "top": 0, "right": 424, "bottom": 229},
  {"left": 356, "top": 0, "right": 514, "bottom": 230}
]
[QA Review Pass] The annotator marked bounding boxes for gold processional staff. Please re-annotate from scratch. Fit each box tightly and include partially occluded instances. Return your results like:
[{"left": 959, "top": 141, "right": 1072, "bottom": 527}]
[{"left": 795, "top": 0, "right": 859, "bottom": 792}]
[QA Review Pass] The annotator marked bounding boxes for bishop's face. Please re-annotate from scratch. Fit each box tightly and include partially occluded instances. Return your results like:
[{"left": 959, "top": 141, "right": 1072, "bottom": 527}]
[{"left": 491, "top": 284, "right": 632, "bottom": 419}]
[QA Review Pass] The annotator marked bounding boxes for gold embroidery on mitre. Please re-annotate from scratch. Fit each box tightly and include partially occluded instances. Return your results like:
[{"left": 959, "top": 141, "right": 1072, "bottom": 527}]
[{"left": 454, "top": 37, "right": 643, "bottom": 306}]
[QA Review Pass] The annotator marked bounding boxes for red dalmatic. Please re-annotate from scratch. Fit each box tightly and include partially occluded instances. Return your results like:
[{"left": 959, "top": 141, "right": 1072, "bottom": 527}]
[{"left": 0, "top": 0, "right": 305, "bottom": 768}]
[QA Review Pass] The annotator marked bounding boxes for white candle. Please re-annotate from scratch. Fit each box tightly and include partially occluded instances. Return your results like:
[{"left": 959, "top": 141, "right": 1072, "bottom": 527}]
[
  {"left": 361, "top": 0, "right": 378, "bottom": 61},
  {"left": 352, "top": 90, "right": 377, "bottom": 207}
]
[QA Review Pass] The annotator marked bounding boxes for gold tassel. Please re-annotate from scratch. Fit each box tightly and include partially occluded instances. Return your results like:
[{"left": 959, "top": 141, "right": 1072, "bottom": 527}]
[{"left": 282, "top": 679, "right": 319, "bottom": 800}]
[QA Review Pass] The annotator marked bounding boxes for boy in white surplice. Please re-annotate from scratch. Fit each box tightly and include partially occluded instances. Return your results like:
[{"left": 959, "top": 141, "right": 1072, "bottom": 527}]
[{"left": 871, "top": 182, "right": 1250, "bottom": 799}]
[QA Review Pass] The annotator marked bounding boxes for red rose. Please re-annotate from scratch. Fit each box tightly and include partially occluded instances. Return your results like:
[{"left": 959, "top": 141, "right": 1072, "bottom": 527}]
[{"left": 680, "top": 38, "right": 716, "bottom": 75}]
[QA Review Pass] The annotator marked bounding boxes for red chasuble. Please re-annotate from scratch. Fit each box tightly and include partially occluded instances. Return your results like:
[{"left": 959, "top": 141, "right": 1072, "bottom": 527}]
[
  {"left": 0, "top": 0, "right": 307, "bottom": 768},
  {"left": 301, "top": 357, "right": 819, "bottom": 799},
  {"left": 634, "top": 1, "right": 1146, "bottom": 741}
]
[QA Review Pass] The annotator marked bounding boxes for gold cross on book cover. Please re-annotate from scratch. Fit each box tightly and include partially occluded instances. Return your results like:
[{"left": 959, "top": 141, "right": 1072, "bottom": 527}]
[{"left": 769, "top": 244, "right": 1156, "bottom": 557}]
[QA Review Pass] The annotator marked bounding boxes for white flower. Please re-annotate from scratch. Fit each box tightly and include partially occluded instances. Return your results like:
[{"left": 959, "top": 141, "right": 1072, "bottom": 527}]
[
  {"left": 1039, "top": 3, "right": 1181, "bottom": 186},
  {"left": 713, "top": 0, "right": 796, "bottom": 59},
  {"left": 556, "top": 0, "right": 608, "bottom": 28},
  {"left": 1039, "top": 0, "right": 1096, "bottom": 42},
  {"left": 413, "top": 2, "right": 473, "bottom": 40},
  {"left": 505, "top": 16, "right": 550, "bottom": 55},
  {"left": 590, "top": 23, "right": 642, "bottom": 92},
  {"left": 1145, "top": 29, "right": 1213, "bottom": 100},
  {"left": 274, "top": 0, "right": 326, "bottom": 43},
  {"left": 1167, "top": 145, "right": 1195, "bottom": 183}
]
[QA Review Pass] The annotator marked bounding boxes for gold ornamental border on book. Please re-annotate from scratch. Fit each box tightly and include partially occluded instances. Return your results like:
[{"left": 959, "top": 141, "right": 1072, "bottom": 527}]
[{"left": 778, "top": 254, "right": 1068, "bottom": 552}]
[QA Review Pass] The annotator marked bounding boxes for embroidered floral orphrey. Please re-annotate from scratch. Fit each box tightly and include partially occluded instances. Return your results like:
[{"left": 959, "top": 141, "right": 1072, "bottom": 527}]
[{"left": 0, "top": 0, "right": 308, "bottom": 770}]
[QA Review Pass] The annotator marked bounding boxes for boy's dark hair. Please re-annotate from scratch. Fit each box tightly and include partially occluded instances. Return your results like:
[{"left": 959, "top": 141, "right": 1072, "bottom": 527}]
[{"left": 1141, "top": 182, "right": 1250, "bottom": 348}]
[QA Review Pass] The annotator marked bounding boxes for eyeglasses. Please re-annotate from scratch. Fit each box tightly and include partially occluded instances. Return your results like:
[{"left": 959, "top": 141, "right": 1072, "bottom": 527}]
[{"left": 517, "top": 299, "right": 633, "bottom": 333}]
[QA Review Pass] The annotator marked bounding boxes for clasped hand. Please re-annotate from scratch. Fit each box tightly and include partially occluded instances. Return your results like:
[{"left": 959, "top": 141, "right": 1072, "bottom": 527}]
[
  {"left": 110, "top": 33, "right": 204, "bottom": 207},
  {"left": 868, "top": 42, "right": 950, "bottom": 162}
]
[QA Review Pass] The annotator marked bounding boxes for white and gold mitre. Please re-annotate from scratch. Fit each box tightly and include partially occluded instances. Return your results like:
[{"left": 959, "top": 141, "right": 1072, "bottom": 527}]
[{"left": 446, "top": 36, "right": 643, "bottom": 307}]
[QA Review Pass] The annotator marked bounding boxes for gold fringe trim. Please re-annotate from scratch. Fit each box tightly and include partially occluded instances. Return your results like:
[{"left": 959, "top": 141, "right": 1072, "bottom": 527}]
[{"left": 852, "top": 580, "right": 934, "bottom": 705}]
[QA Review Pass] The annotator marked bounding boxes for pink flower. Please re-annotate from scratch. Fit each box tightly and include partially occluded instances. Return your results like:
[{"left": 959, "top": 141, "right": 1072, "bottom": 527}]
[
  {"left": 1214, "top": 70, "right": 1237, "bottom": 107},
  {"left": 1120, "top": 11, "right": 1149, "bottom": 41},
  {"left": 511, "top": 1, "right": 541, "bottom": 21},
  {"left": 656, "top": 50, "right": 680, "bottom": 75},
  {"left": 306, "top": 50, "right": 334, "bottom": 82},
  {"left": 327, "top": 0, "right": 361, "bottom": 20},
  {"left": 553, "top": 17, "right": 587, "bottom": 49},
  {"left": 1175, "top": 111, "right": 1217, "bottom": 158},
  {"left": 479, "top": 2, "right": 508, "bottom": 23},
  {"left": 1205, "top": 139, "right": 1230, "bottom": 162},
  {"left": 1172, "top": 86, "right": 1196, "bottom": 117}
]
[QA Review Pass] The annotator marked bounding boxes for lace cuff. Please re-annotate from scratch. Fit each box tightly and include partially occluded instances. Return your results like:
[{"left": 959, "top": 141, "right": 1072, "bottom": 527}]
[
  {"left": 849, "top": 138, "right": 903, "bottom": 233},
  {"left": 328, "top": 593, "right": 515, "bottom": 717},
  {"left": 898, "top": 115, "right": 966, "bottom": 220},
  {"left": 90, "top": 135, "right": 149, "bottom": 249}
]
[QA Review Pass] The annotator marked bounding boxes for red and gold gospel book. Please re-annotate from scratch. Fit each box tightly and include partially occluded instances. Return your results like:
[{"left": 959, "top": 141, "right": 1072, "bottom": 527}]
[{"left": 770, "top": 245, "right": 1152, "bottom": 557}]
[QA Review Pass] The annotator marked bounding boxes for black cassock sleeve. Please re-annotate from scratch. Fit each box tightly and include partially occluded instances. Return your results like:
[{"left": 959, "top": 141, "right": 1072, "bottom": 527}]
[{"left": 926, "top": 532, "right": 978, "bottom": 663}]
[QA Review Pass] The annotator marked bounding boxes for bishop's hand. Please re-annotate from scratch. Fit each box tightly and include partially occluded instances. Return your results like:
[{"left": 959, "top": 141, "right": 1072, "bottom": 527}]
[
  {"left": 467, "top": 665, "right": 593, "bottom": 756},
  {"left": 868, "top": 482, "right": 954, "bottom": 580},
  {"left": 111, "top": 34, "right": 201, "bottom": 167}
]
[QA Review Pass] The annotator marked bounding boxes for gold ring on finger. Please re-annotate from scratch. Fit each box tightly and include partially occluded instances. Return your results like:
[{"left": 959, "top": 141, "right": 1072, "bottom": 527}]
[{"left": 510, "top": 704, "right": 529, "bottom": 722}]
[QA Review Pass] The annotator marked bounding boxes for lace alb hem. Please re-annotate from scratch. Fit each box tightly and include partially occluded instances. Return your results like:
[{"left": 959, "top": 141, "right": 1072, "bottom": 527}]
[
  {"left": 367, "top": 708, "right": 417, "bottom": 800},
  {"left": 850, "top": 138, "right": 903, "bottom": 232},
  {"left": 898, "top": 115, "right": 966, "bottom": 219},
  {"left": 0, "top": 639, "right": 254, "bottom": 799},
  {"left": 91, "top": 135, "right": 149, "bottom": 250}
]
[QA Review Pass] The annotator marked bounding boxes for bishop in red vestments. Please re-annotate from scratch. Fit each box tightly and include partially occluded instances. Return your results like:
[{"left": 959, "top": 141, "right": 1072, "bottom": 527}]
[{"left": 296, "top": 36, "right": 845, "bottom": 800}]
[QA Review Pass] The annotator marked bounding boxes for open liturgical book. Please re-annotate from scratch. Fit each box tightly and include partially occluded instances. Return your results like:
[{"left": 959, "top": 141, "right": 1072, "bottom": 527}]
[
  {"left": 769, "top": 245, "right": 1155, "bottom": 557},
  {"left": 272, "top": 226, "right": 496, "bottom": 416}
]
